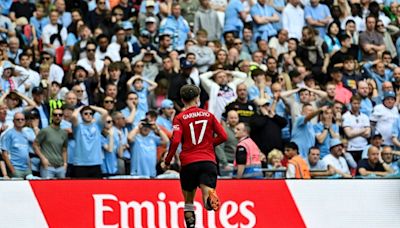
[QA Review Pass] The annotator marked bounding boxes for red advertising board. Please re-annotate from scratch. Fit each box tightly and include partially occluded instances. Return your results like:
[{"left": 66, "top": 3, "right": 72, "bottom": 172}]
[{"left": 29, "top": 180, "right": 305, "bottom": 228}]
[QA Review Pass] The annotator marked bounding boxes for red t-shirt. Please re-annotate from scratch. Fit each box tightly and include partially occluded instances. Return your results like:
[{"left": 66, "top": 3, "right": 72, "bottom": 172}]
[{"left": 165, "top": 106, "right": 227, "bottom": 166}]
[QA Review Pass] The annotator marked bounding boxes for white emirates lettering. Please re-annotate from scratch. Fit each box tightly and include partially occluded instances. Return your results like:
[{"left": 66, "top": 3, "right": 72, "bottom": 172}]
[{"left": 93, "top": 192, "right": 256, "bottom": 228}]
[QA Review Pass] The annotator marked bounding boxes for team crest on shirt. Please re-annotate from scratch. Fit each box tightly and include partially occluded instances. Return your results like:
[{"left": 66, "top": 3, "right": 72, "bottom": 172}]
[
  {"left": 248, "top": 105, "right": 253, "bottom": 111},
  {"left": 173, "top": 125, "right": 180, "bottom": 131}
]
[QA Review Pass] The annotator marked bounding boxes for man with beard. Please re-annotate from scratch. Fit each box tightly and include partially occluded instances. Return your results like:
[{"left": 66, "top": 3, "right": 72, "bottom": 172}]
[
  {"left": 222, "top": 83, "right": 256, "bottom": 123},
  {"left": 33, "top": 108, "right": 68, "bottom": 178}
]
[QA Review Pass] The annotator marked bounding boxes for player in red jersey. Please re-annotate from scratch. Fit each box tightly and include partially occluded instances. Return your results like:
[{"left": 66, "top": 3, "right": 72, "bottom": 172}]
[{"left": 162, "top": 84, "right": 227, "bottom": 228}]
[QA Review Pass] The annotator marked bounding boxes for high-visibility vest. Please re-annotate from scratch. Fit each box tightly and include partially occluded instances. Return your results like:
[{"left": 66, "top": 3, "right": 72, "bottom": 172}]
[{"left": 288, "top": 155, "right": 311, "bottom": 179}]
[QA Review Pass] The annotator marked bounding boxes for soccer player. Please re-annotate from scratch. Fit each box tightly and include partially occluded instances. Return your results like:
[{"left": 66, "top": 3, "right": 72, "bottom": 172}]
[{"left": 163, "top": 85, "right": 227, "bottom": 228}]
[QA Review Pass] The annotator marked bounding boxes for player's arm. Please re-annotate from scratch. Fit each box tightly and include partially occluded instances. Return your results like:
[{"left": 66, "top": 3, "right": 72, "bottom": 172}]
[
  {"left": 212, "top": 115, "right": 228, "bottom": 146},
  {"left": 165, "top": 118, "right": 183, "bottom": 165}
]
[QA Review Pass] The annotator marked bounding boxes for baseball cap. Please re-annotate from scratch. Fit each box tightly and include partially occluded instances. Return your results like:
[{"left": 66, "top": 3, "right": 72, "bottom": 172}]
[
  {"left": 383, "top": 91, "right": 396, "bottom": 100},
  {"left": 122, "top": 21, "right": 133, "bottom": 30},
  {"left": 32, "top": 86, "right": 44, "bottom": 94},
  {"left": 258, "top": 98, "right": 271, "bottom": 106},
  {"left": 161, "top": 99, "right": 174, "bottom": 109},
  {"left": 329, "top": 138, "right": 343, "bottom": 149},
  {"left": 180, "top": 59, "right": 193, "bottom": 69},
  {"left": 2, "top": 61, "right": 14, "bottom": 69},
  {"left": 371, "top": 131, "right": 382, "bottom": 139},
  {"left": 146, "top": 0, "right": 155, "bottom": 7},
  {"left": 140, "top": 30, "right": 151, "bottom": 38},
  {"left": 145, "top": 17, "right": 157, "bottom": 24}
]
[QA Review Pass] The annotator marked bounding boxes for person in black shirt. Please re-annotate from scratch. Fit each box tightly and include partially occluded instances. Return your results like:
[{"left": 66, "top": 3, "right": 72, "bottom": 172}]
[
  {"left": 356, "top": 146, "right": 393, "bottom": 177},
  {"left": 249, "top": 98, "right": 287, "bottom": 162},
  {"left": 222, "top": 83, "right": 256, "bottom": 123},
  {"left": 9, "top": 0, "right": 36, "bottom": 22}
]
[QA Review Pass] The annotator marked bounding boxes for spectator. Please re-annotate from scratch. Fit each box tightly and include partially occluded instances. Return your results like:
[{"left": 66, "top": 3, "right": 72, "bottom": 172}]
[
  {"left": 361, "top": 131, "right": 383, "bottom": 159},
  {"left": 356, "top": 145, "right": 393, "bottom": 177},
  {"left": 33, "top": 108, "right": 68, "bottom": 178},
  {"left": 234, "top": 122, "right": 264, "bottom": 179},
  {"left": 100, "top": 114, "right": 122, "bottom": 177},
  {"left": 194, "top": 0, "right": 222, "bottom": 41},
  {"left": 42, "top": 10, "right": 67, "bottom": 55},
  {"left": 41, "top": 51, "right": 64, "bottom": 85},
  {"left": 343, "top": 95, "right": 371, "bottom": 162},
  {"left": 128, "top": 119, "right": 169, "bottom": 177},
  {"left": 242, "top": 26, "right": 258, "bottom": 55},
  {"left": 296, "top": 26, "right": 329, "bottom": 85},
  {"left": 0, "top": 91, "right": 37, "bottom": 128},
  {"left": 71, "top": 105, "right": 108, "bottom": 178},
  {"left": 1, "top": 112, "right": 32, "bottom": 178},
  {"left": 9, "top": 0, "right": 36, "bottom": 22},
  {"left": 322, "top": 138, "right": 352, "bottom": 178},
  {"left": 314, "top": 106, "right": 340, "bottom": 158},
  {"left": 266, "top": 149, "right": 285, "bottom": 178},
  {"left": 249, "top": 98, "right": 287, "bottom": 158},
  {"left": 87, "top": 0, "right": 109, "bottom": 31},
  {"left": 0, "top": 8, "right": 15, "bottom": 42},
  {"left": 381, "top": 146, "right": 399, "bottom": 175},
  {"left": 307, "top": 146, "right": 336, "bottom": 178},
  {"left": 224, "top": 0, "right": 246, "bottom": 38},
  {"left": 330, "top": 67, "right": 353, "bottom": 104},
  {"left": 200, "top": 69, "right": 246, "bottom": 120},
  {"left": 291, "top": 104, "right": 326, "bottom": 158},
  {"left": 357, "top": 80, "right": 374, "bottom": 117},
  {"left": 216, "top": 110, "right": 239, "bottom": 170},
  {"left": 159, "top": 3, "right": 191, "bottom": 51},
  {"left": 188, "top": 30, "right": 216, "bottom": 73},
  {"left": 323, "top": 21, "right": 341, "bottom": 55},
  {"left": 285, "top": 141, "right": 311, "bottom": 179},
  {"left": 223, "top": 83, "right": 257, "bottom": 123},
  {"left": 250, "top": 0, "right": 279, "bottom": 41},
  {"left": 268, "top": 29, "right": 289, "bottom": 60},
  {"left": 112, "top": 111, "right": 130, "bottom": 175},
  {"left": 304, "top": 0, "right": 332, "bottom": 38},
  {"left": 363, "top": 60, "right": 391, "bottom": 97},
  {"left": 359, "top": 15, "right": 386, "bottom": 61},
  {"left": 370, "top": 91, "right": 398, "bottom": 146},
  {"left": 282, "top": 0, "right": 304, "bottom": 40}
]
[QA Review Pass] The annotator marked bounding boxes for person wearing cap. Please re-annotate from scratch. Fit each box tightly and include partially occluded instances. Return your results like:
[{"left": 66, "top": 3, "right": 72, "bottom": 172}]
[
  {"left": 156, "top": 99, "right": 175, "bottom": 133},
  {"left": 322, "top": 138, "right": 352, "bottom": 178},
  {"left": 370, "top": 90, "right": 398, "bottom": 147},
  {"left": 194, "top": 0, "right": 222, "bottom": 41},
  {"left": 361, "top": 131, "right": 383, "bottom": 159},
  {"left": 188, "top": 29, "right": 215, "bottom": 73},
  {"left": 356, "top": 145, "right": 394, "bottom": 177},
  {"left": 249, "top": 96, "right": 287, "bottom": 161},
  {"left": 167, "top": 59, "right": 196, "bottom": 112},
  {"left": 145, "top": 17, "right": 159, "bottom": 46},
  {"left": 138, "top": 0, "right": 159, "bottom": 28},
  {"left": 285, "top": 142, "right": 311, "bottom": 179},
  {"left": 159, "top": 3, "right": 191, "bottom": 51},
  {"left": 31, "top": 86, "right": 50, "bottom": 129},
  {"left": 342, "top": 95, "right": 371, "bottom": 162}
]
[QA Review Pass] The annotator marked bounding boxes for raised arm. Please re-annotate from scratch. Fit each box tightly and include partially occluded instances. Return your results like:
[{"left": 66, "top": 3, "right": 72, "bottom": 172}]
[
  {"left": 90, "top": 105, "right": 108, "bottom": 120},
  {"left": 143, "top": 78, "right": 158, "bottom": 92},
  {"left": 71, "top": 106, "right": 83, "bottom": 127},
  {"left": 15, "top": 91, "right": 37, "bottom": 111}
]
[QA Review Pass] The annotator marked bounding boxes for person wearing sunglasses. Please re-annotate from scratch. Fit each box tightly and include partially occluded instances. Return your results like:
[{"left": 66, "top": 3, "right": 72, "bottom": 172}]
[
  {"left": 100, "top": 115, "right": 123, "bottom": 177},
  {"left": 1, "top": 113, "right": 32, "bottom": 179},
  {"left": 76, "top": 42, "right": 104, "bottom": 77},
  {"left": 71, "top": 105, "right": 108, "bottom": 178},
  {"left": 33, "top": 108, "right": 68, "bottom": 179}
]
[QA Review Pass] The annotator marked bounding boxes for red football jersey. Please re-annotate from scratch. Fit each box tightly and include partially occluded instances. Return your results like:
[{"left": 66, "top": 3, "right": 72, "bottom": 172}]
[{"left": 165, "top": 106, "right": 227, "bottom": 166}]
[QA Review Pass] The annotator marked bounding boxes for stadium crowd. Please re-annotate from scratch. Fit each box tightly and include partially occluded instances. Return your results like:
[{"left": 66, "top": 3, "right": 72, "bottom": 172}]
[{"left": 0, "top": 0, "right": 399, "bottom": 179}]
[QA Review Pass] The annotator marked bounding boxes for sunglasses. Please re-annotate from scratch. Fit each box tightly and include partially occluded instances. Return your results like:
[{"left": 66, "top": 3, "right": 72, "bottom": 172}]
[
  {"left": 135, "top": 64, "right": 144, "bottom": 68},
  {"left": 15, "top": 118, "right": 25, "bottom": 121},
  {"left": 83, "top": 112, "right": 93, "bottom": 116},
  {"left": 53, "top": 113, "right": 63, "bottom": 117},
  {"left": 114, "top": 13, "right": 123, "bottom": 16},
  {"left": 104, "top": 100, "right": 114, "bottom": 103},
  {"left": 43, "top": 57, "right": 51, "bottom": 60},
  {"left": 75, "top": 90, "right": 84, "bottom": 93},
  {"left": 86, "top": 49, "right": 96, "bottom": 52},
  {"left": 106, "top": 120, "right": 113, "bottom": 124},
  {"left": 234, "top": 42, "right": 242, "bottom": 45}
]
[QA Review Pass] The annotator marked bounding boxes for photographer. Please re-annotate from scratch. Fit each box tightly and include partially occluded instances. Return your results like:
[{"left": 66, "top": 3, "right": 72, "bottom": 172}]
[{"left": 128, "top": 118, "right": 169, "bottom": 177}]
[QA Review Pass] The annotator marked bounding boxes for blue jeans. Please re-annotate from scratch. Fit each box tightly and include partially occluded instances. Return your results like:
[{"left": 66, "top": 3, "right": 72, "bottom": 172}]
[{"left": 40, "top": 166, "right": 66, "bottom": 179}]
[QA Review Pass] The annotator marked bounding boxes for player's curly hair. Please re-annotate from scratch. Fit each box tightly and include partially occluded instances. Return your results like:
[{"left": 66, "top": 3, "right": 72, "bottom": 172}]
[{"left": 180, "top": 85, "right": 200, "bottom": 102}]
